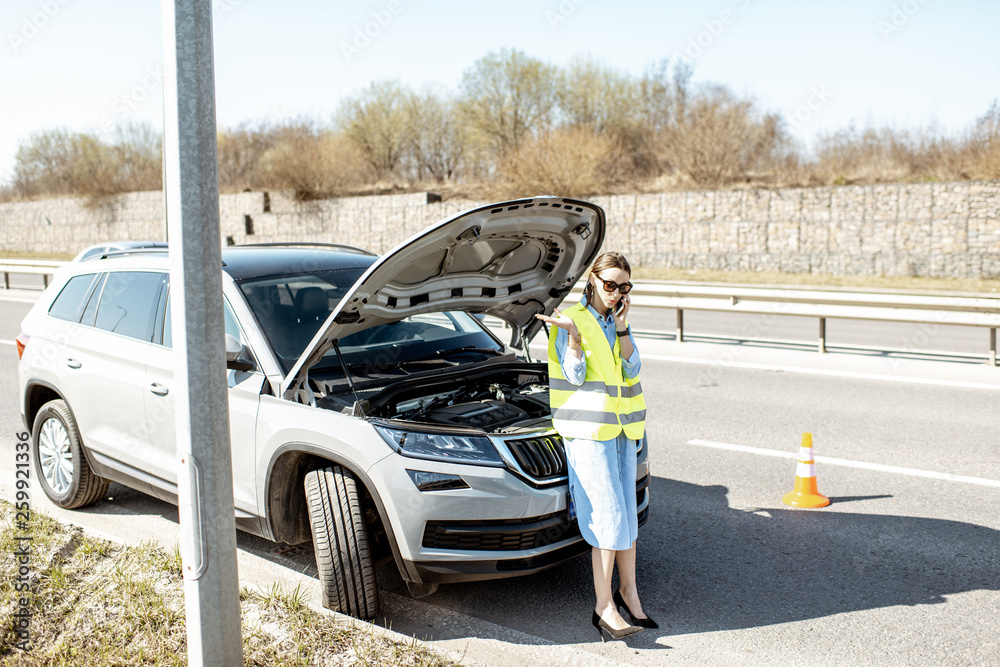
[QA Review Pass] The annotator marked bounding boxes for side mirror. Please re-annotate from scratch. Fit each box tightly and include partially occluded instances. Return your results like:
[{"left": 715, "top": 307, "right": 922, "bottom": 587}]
[{"left": 225, "top": 333, "right": 256, "bottom": 372}]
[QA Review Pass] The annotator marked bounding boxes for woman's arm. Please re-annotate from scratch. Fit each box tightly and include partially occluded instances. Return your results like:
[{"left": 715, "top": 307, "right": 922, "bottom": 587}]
[
  {"left": 614, "top": 294, "right": 641, "bottom": 379},
  {"left": 621, "top": 332, "right": 641, "bottom": 379},
  {"left": 555, "top": 325, "right": 587, "bottom": 386},
  {"left": 536, "top": 308, "right": 586, "bottom": 385}
]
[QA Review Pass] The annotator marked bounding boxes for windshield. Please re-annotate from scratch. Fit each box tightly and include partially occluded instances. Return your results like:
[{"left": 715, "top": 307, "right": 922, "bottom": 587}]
[{"left": 238, "top": 270, "right": 503, "bottom": 374}]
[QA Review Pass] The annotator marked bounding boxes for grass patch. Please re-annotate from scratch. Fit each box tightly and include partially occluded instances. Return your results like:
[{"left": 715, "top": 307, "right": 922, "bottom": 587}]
[
  {"left": 0, "top": 501, "right": 456, "bottom": 666},
  {"left": 632, "top": 266, "right": 1000, "bottom": 295}
]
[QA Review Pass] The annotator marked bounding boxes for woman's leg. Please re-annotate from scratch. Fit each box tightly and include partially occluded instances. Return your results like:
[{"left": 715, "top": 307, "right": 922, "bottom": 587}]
[
  {"left": 593, "top": 547, "right": 631, "bottom": 629},
  {"left": 615, "top": 541, "right": 648, "bottom": 619}
]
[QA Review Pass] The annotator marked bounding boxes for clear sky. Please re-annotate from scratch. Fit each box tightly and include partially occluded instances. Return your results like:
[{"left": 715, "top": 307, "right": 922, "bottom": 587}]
[{"left": 2, "top": 0, "right": 998, "bottom": 183}]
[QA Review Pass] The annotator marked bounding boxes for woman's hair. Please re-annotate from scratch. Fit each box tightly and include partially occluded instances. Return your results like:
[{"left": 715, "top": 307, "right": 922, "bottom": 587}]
[{"left": 584, "top": 251, "right": 632, "bottom": 298}]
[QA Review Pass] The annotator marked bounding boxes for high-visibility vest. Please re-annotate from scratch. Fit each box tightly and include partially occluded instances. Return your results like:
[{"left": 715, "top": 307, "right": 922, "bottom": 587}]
[{"left": 547, "top": 302, "right": 646, "bottom": 441}]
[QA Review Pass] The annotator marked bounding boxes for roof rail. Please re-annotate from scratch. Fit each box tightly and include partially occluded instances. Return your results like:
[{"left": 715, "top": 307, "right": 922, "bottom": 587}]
[
  {"left": 100, "top": 247, "right": 170, "bottom": 260},
  {"left": 233, "top": 242, "right": 377, "bottom": 256}
]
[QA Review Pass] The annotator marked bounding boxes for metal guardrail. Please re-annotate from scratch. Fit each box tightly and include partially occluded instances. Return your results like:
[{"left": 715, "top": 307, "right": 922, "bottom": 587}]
[
  {"left": 567, "top": 281, "right": 1000, "bottom": 366},
  {"left": 3, "top": 261, "right": 997, "bottom": 365},
  {"left": 0, "top": 260, "right": 66, "bottom": 289}
]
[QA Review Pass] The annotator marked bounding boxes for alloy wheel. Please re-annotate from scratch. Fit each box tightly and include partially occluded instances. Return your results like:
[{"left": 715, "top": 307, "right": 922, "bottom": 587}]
[{"left": 38, "top": 416, "right": 73, "bottom": 495}]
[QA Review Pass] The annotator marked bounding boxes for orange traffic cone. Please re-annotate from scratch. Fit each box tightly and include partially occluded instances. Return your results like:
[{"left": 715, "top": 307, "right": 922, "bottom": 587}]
[{"left": 782, "top": 432, "right": 830, "bottom": 508}]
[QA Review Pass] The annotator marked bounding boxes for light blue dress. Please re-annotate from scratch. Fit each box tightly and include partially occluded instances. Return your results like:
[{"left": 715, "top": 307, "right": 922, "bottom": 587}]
[{"left": 554, "top": 296, "right": 642, "bottom": 551}]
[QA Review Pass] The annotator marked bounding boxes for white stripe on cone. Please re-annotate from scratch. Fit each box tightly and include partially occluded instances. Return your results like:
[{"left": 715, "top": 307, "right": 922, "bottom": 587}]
[{"left": 796, "top": 462, "right": 817, "bottom": 477}]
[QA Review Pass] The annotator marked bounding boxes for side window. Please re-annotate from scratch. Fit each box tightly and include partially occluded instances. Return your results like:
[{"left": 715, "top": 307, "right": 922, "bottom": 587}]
[
  {"left": 162, "top": 294, "right": 242, "bottom": 348},
  {"left": 48, "top": 274, "right": 99, "bottom": 322},
  {"left": 80, "top": 274, "right": 107, "bottom": 326},
  {"left": 93, "top": 272, "right": 166, "bottom": 341},
  {"left": 224, "top": 304, "right": 242, "bottom": 342}
]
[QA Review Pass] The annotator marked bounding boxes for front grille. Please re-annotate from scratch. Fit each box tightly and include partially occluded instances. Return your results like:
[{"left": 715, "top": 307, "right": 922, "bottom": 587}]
[
  {"left": 422, "top": 476, "right": 651, "bottom": 553},
  {"left": 422, "top": 512, "right": 580, "bottom": 551},
  {"left": 506, "top": 435, "right": 566, "bottom": 480}
]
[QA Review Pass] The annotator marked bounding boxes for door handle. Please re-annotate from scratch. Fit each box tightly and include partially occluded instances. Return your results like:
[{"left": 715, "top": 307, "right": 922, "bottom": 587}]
[
  {"left": 149, "top": 383, "right": 170, "bottom": 396},
  {"left": 66, "top": 358, "right": 82, "bottom": 369}
]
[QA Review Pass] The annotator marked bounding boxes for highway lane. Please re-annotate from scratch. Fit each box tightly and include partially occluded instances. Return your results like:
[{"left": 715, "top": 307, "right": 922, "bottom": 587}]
[{"left": 2, "top": 290, "right": 999, "bottom": 666}]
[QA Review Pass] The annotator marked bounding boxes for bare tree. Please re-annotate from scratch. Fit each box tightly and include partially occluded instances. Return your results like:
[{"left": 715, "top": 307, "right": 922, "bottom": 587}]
[
  {"left": 969, "top": 100, "right": 1000, "bottom": 178},
  {"left": 338, "top": 81, "right": 413, "bottom": 181},
  {"left": 11, "top": 123, "right": 163, "bottom": 200},
  {"left": 663, "top": 85, "right": 787, "bottom": 187},
  {"left": 498, "top": 126, "right": 623, "bottom": 198},
  {"left": 637, "top": 59, "right": 692, "bottom": 134},
  {"left": 109, "top": 122, "right": 162, "bottom": 192},
  {"left": 404, "top": 87, "right": 468, "bottom": 183},
  {"left": 258, "top": 121, "right": 370, "bottom": 199},
  {"left": 458, "top": 48, "right": 558, "bottom": 156},
  {"left": 13, "top": 128, "right": 123, "bottom": 199},
  {"left": 619, "top": 59, "right": 694, "bottom": 177},
  {"left": 217, "top": 121, "right": 283, "bottom": 192},
  {"left": 556, "top": 56, "right": 637, "bottom": 135}
]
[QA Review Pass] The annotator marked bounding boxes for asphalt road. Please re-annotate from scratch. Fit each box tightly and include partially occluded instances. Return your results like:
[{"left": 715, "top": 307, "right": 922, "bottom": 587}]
[{"left": 1, "top": 288, "right": 998, "bottom": 666}]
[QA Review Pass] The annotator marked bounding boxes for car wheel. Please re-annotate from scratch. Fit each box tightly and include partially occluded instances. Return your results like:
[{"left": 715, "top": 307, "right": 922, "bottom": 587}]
[
  {"left": 31, "top": 399, "right": 110, "bottom": 509},
  {"left": 304, "top": 465, "right": 378, "bottom": 619}
]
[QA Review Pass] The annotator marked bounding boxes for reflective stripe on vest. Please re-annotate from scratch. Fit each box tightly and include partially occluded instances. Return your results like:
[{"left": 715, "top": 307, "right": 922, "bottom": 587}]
[{"left": 547, "top": 302, "right": 646, "bottom": 441}]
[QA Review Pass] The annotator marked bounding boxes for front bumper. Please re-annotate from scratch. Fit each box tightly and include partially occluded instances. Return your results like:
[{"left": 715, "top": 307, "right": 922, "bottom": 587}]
[
  {"left": 370, "top": 433, "right": 651, "bottom": 584},
  {"left": 403, "top": 496, "right": 650, "bottom": 584}
]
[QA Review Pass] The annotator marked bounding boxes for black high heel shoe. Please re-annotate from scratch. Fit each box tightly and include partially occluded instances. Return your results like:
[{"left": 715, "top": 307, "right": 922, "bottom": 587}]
[
  {"left": 592, "top": 611, "right": 643, "bottom": 641},
  {"left": 613, "top": 589, "right": 659, "bottom": 629}
]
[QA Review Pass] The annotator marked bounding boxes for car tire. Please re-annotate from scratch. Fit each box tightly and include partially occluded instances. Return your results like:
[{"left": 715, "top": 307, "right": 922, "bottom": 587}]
[
  {"left": 304, "top": 465, "right": 378, "bottom": 619},
  {"left": 31, "top": 399, "right": 110, "bottom": 509}
]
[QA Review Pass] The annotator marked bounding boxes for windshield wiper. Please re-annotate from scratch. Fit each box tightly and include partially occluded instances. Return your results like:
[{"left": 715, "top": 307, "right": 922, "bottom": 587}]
[{"left": 400, "top": 346, "right": 507, "bottom": 365}]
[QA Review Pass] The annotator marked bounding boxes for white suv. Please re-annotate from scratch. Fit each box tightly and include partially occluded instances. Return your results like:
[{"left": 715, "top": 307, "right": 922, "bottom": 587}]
[{"left": 17, "top": 197, "right": 650, "bottom": 619}]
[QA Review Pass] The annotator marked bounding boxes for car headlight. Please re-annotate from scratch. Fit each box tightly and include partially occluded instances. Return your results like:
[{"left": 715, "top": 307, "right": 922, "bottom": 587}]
[{"left": 374, "top": 425, "right": 504, "bottom": 466}]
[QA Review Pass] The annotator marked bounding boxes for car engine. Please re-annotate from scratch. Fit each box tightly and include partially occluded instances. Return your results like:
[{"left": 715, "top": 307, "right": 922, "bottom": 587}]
[{"left": 314, "top": 365, "right": 551, "bottom": 433}]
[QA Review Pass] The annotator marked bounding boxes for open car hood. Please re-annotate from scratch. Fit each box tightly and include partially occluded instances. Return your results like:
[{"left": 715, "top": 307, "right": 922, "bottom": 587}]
[{"left": 280, "top": 196, "right": 606, "bottom": 398}]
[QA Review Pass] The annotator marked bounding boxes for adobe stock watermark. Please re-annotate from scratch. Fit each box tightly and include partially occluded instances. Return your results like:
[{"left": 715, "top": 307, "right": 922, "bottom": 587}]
[
  {"left": 686, "top": 289, "right": 798, "bottom": 390},
  {"left": 674, "top": 0, "right": 751, "bottom": 61},
  {"left": 788, "top": 85, "right": 834, "bottom": 130},
  {"left": 213, "top": 0, "right": 245, "bottom": 21},
  {"left": 877, "top": 0, "right": 930, "bottom": 40},
  {"left": 267, "top": 105, "right": 293, "bottom": 125},
  {"left": 7, "top": 0, "right": 72, "bottom": 54},
  {"left": 340, "top": 0, "right": 403, "bottom": 63},
  {"left": 545, "top": 0, "right": 587, "bottom": 30},
  {"left": 99, "top": 66, "right": 164, "bottom": 135},
  {"left": 12, "top": 430, "right": 33, "bottom": 652}
]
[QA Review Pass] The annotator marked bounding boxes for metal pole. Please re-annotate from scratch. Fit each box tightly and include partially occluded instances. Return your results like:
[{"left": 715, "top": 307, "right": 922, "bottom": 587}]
[
  {"left": 819, "top": 317, "right": 827, "bottom": 353},
  {"left": 161, "top": 1, "right": 243, "bottom": 664},
  {"left": 990, "top": 327, "right": 996, "bottom": 367},
  {"left": 676, "top": 308, "right": 684, "bottom": 342}
]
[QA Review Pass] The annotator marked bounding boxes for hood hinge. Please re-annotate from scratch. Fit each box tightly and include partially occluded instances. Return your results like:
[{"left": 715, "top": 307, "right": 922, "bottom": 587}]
[{"left": 457, "top": 226, "right": 481, "bottom": 244}]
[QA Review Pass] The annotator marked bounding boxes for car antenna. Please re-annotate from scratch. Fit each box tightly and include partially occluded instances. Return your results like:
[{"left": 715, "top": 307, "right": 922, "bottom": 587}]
[{"left": 331, "top": 339, "right": 366, "bottom": 417}]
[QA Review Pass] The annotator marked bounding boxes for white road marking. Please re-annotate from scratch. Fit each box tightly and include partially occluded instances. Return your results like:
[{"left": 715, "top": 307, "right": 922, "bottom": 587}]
[
  {"left": 645, "top": 353, "right": 1000, "bottom": 390},
  {"left": 0, "top": 295, "right": 40, "bottom": 303},
  {"left": 528, "top": 343, "right": 1000, "bottom": 391},
  {"left": 0, "top": 339, "right": 13, "bottom": 346},
  {"left": 685, "top": 439, "right": 1000, "bottom": 488}
]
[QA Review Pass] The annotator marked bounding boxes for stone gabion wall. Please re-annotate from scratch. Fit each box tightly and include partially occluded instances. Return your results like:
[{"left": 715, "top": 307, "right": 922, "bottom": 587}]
[{"left": 1, "top": 181, "right": 998, "bottom": 279}]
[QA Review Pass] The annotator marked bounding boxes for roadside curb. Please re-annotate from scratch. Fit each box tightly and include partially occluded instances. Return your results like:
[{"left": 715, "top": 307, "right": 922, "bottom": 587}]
[
  {"left": 298, "top": 598, "right": 481, "bottom": 667},
  {"left": 0, "top": 474, "right": 477, "bottom": 666}
]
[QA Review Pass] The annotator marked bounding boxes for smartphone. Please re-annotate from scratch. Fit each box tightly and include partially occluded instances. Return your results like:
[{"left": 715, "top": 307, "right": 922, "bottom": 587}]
[{"left": 614, "top": 299, "right": 625, "bottom": 315}]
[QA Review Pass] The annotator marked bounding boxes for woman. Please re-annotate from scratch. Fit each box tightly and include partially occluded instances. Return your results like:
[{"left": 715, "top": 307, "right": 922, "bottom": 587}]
[{"left": 535, "top": 251, "right": 657, "bottom": 641}]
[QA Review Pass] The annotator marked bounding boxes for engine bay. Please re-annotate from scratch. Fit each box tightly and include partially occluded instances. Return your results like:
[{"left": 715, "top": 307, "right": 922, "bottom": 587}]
[{"left": 313, "top": 364, "right": 551, "bottom": 433}]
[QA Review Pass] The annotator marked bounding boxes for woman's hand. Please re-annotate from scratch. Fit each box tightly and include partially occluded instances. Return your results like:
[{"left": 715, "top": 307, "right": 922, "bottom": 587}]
[
  {"left": 535, "top": 309, "right": 579, "bottom": 338},
  {"left": 614, "top": 294, "right": 631, "bottom": 329}
]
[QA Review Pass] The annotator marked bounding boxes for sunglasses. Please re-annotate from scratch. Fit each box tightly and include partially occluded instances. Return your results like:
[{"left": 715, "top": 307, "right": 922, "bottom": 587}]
[{"left": 593, "top": 275, "right": 633, "bottom": 294}]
